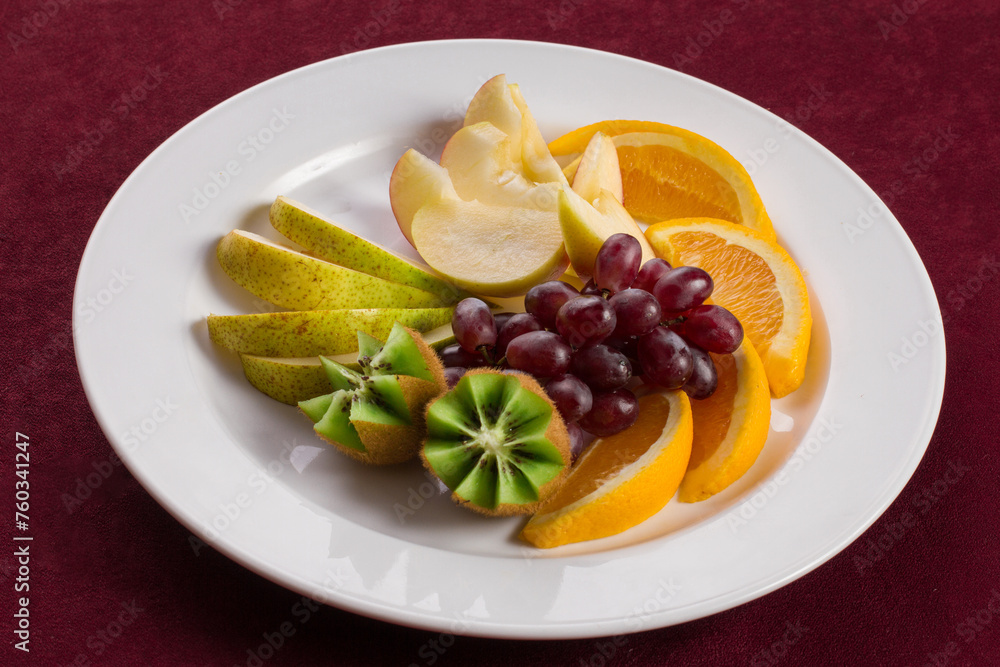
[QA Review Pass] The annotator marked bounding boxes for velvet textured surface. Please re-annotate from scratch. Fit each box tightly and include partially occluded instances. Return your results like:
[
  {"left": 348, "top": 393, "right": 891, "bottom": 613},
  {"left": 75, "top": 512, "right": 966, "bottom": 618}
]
[{"left": 2, "top": 1, "right": 998, "bottom": 665}]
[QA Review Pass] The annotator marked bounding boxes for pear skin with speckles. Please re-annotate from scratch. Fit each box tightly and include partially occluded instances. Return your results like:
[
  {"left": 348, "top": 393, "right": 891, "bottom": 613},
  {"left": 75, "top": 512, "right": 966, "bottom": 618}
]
[
  {"left": 269, "top": 196, "right": 466, "bottom": 304},
  {"left": 216, "top": 230, "right": 448, "bottom": 311},
  {"left": 208, "top": 307, "right": 454, "bottom": 357}
]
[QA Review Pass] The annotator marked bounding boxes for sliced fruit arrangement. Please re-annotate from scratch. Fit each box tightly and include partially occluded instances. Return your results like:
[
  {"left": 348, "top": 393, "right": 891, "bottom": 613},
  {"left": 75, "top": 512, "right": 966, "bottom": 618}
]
[
  {"left": 549, "top": 120, "right": 775, "bottom": 239},
  {"left": 421, "top": 369, "right": 571, "bottom": 515},
  {"left": 298, "top": 323, "right": 446, "bottom": 465},
  {"left": 206, "top": 75, "right": 816, "bottom": 550},
  {"left": 645, "top": 218, "right": 812, "bottom": 397}
]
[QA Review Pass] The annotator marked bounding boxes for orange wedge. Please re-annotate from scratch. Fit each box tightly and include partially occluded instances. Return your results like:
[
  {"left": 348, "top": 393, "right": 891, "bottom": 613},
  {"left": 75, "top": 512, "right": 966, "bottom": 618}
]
[
  {"left": 520, "top": 389, "right": 693, "bottom": 548},
  {"left": 645, "top": 218, "right": 812, "bottom": 397},
  {"left": 549, "top": 121, "right": 774, "bottom": 240},
  {"left": 680, "top": 337, "right": 771, "bottom": 502}
]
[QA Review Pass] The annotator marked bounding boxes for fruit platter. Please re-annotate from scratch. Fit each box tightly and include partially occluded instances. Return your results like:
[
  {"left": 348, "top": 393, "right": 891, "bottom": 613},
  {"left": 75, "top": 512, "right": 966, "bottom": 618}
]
[{"left": 74, "top": 40, "right": 945, "bottom": 638}]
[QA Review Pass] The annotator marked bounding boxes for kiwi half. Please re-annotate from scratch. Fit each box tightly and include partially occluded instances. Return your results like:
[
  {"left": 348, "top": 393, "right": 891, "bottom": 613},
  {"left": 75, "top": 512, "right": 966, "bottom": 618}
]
[
  {"left": 421, "top": 369, "right": 571, "bottom": 516},
  {"left": 298, "top": 323, "right": 446, "bottom": 465}
]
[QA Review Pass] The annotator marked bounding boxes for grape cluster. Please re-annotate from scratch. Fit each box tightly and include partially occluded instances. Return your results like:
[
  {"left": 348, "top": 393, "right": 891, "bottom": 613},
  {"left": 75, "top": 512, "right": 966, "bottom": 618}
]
[{"left": 440, "top": 233, "right": 744, "bottom": 442}]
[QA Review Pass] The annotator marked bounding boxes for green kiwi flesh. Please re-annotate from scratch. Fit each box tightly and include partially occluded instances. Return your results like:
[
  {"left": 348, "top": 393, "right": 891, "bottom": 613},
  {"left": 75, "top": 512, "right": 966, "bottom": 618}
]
[
  {"left": 421, "top": 370, "right": 571, "bottom": 516},
  {"left": 298, "top": 322, "right": 446, "bottom": 464}
]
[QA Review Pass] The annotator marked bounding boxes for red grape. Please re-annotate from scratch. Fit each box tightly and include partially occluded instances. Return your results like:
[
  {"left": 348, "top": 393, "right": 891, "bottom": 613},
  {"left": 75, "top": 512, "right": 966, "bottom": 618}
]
[
  {"left": 452, "top": 298, "right": 496, "bottom": 353},
  {"left": 683, "top": 305, "right": 744, "bottom": 354},
  {"left": 580, "top": 278, "right": 603, "bottom": 297},
  {"left": 525, "top": 281, "right": 580, "bottom": 329},
  {"left": 544, "top": 374, "right": 593, "bottom": 422},
  {"left": 652, "top": 266, "right": 713, "bottom": 316},
  {"left": 439, "top": 343, "right": 490, "bottom": 368},
  {"left": 637, "top": 326, "right": 693, "bottom": 388},
  {"left": 571, "top": 344, "right": 632, "bottom": 391},
  {"left": 579, "top": 388, "right": 639, "bottom": 436},
  {"left": 594, "top": 233, "right": 642, "bottom": 294},
  {"left": 505, "top": 330, "right": 572, "bottom": 377},
  {"left": 495, "top": 313, "right": 543, "bottom": 357},
  {"left": 444, "top": 366, "right": 467, "bottom": 388},
  {"left": 567, "top": 421, "right": 587, "bottom": 463},
  {"left": 632, "top": 258, "right": 672, "bottom": 293},
  {"left": 608, "top": 288, "right": 662, "bottom": 337},
  {"left": 555, "top": 295, "right": 617, "bottom": 348},
  {"left": 682, "top": 345, "right": 718, "bottom": 399}
]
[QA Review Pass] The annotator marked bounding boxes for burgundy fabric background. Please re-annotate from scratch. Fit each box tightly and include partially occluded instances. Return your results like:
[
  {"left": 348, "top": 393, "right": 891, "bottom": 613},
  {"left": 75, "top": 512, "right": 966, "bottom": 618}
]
[{"left": 2, "top": 0, "right": 998, "bottom": 665}]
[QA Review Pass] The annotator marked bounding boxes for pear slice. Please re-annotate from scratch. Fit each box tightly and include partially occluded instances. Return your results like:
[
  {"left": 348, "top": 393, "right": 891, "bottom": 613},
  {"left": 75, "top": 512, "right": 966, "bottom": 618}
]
[
  {"left": 269, "top": 196, "right": 464, "bottom": 303},
  {"left": 216, "top": 230, "right": 447, "bottom": 310},
  {"left": 240, "top": 323, "right": 458, "bottom": 404},
  {"left": 388, "top": 149, "right": 459, "bottom": 247},
  {"left": 208, "top": 307, "right": 454, "bottom": 357},
  {"left": 410, "top": 198, "right": 569, "bottom": 297},
  {"left": 558, "top": 185, "right": 655, "bottom": 278},
  {"left": 571, "top": 131, "right": 623, "bottom": 204},
  {"left": 439, "top": 122, "right": 559, "bottom": 211},
  {"left": 507, "top": 83, "right": 568, "bottom": 186}
]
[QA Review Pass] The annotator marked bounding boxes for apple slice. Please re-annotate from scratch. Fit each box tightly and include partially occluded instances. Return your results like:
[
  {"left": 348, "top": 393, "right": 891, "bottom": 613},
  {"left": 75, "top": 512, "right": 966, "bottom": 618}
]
[
  {"left": 508, "top": 83, "right": 568, "bottom": 186},
  {"left": 207, "top": 307, "right": 454, "bottom": 357},
  {"left": 270, "top": 196, "right": 464, "bottom": 303},
  {"left": 216, "top": 230, "right": 447, "bottom": 310},
  {"left": 571, "top": 131, "right": 623, "bottom": 204},
  {"left": 463, "top": 74, "right": 523, "bottom": 158},
  {"left": 558, "top": 185, "right": 655, "bottom": 278},
  {"left": 388, "top": 149, "right": 459, "bottom": 247},
  {"left": 410, "top": 198, "right": 569, "bottom": 297},
  {"left": 439, "top": 122, "right": 558, "bottom": 211}
]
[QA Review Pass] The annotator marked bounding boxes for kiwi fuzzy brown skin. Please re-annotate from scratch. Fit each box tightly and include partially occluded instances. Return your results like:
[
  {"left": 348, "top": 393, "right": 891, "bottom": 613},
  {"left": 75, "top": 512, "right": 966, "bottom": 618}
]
[
  {"left": 420, "top": 368, "right": 572, "bottom": 517},
  {"left": 304, "top": 325, "right": 449, "bottom": 465}
]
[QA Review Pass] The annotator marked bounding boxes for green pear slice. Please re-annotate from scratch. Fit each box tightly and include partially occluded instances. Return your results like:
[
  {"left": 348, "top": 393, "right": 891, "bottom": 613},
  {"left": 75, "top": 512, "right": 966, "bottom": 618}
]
[
  {"left": 388, "top": 149, "right": 460, "bottom": 247},
  {"left": 507, "top": 83, "right": 568, "bottom": 186},
  {"left": 571, "top": 131, "right": 623, "bottom": 204},
  {"left": 239, "top": 323, "right": 457, "bottom": 405},
  {"left": 439, "top": 122, "right": 559, "bottom": 211},
  {"left": 208, "top": 307, "right": 454, "bottom": 357},
  {"left": 269, "top": 196, "right": 465, "bottom": 304},
  {"left": 558, "top": 185, "right": 656, "bottom": 278},
  {"left": 216, "top": 230, "right": 447, "bottom": 310},
  {"left": 410, "top": 198, "right": 569, "bottom": 297}
]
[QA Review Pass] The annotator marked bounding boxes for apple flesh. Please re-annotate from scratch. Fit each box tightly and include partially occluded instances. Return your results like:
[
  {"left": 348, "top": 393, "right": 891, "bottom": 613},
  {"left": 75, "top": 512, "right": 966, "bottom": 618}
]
[
  {"left": 410, "top": 198, "right": 569, "bottom": 297},
  {"left": 558, "top": 185, "right": 655, "bottom": 279},
  {"left": 571, "top": 131, "right": 623, "bottom": 204},
  {"left": 388, "top": 149, "right": 459, "bottom": 247}
]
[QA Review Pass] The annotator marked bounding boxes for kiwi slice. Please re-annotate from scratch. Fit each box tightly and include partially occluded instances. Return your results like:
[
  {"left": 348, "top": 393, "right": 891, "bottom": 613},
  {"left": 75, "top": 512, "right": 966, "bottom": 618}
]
[
  {"left": 420, "top": 369, "right": 571, "bottom": 516},
  {"left": 298, "top": 323, "right": 446, "bottom": 465}
]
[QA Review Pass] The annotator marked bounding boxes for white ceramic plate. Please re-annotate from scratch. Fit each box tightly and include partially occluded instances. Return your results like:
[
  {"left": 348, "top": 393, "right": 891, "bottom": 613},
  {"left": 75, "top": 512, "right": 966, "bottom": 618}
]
[{"left": 74, "top": 39, "right": 945, "bottom": 639}]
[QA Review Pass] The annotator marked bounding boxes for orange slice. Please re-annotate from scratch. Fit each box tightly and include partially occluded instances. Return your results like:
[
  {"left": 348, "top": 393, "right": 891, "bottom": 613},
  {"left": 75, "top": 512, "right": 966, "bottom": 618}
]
[
  {"left": 680, "top": 337, "right": 771, "bottom": 502},
  {"left": 549, "top": 121, "right": 774, "bottom": 239},
  {"left": 645, "top": 218, "right": 812, "bottom": 398},
  {"left": 520, "top": 389, "right": 693, "bottom": 548}
]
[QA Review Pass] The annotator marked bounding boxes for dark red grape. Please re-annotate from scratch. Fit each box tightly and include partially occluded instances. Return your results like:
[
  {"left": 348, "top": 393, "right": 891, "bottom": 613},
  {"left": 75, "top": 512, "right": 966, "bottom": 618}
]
[
  {"left": 555, "top": 295, "right": 617, "bottom": 347},
  {"left": 505, "top": 330, "right": 572, "bottom": 377},
  {"left": 566, "top": 421, "right": 587, "bottom": 463},
  {"left": 444, "top": 366, "right": 467, "bottom": 389},
  {"left": 637, "top": 326, "right": 693, "bottom": 389},
  {"left": 632, "top": 258, "right": 673, "bottom": 293},
  {"left": 579, "top": 388, "right": 639, "bottom": 436},
  {"left": 495, "top": 313, "right": 543, "bottom": 357},
  {"left": 544, "top": 374, "right": 593, "bottom": 422},
  {"left": 594, "top": 233, "right": 642, "bottom": 294},
  {"left": 525, "top": 281, "right": 580, "bottom": 329},
  {"left": 439, "top": 344, "right": 489, "bottom": 368},
  {"left": 452, "top": 298, "right": 496, "bottom": 353},
  {"left": 652, "top": 266, "right": 713, "bottom": 316},
  {"left": 682, "top": 345, "right": 718, "bottom": 399},
  {"left": 571, "top": 344, "right": 632, "bottom": 391},
  {"left": 608, "top": 288, "right": 662, "bottom": 337},
  {"left": 683, "top": 305, "right": 744, "bottom": 354},
  {"left": 580, "top": 278, "right": 603, "bottom": 297},
  {"left": 493, "top": 312, "right": 516, "bottom": 333}
]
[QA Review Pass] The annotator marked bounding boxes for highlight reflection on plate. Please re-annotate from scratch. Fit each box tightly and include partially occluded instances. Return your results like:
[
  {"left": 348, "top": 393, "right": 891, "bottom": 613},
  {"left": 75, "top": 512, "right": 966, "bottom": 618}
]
[{"left": 75, "top": 39, "right": 944, "bottom": 638}]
